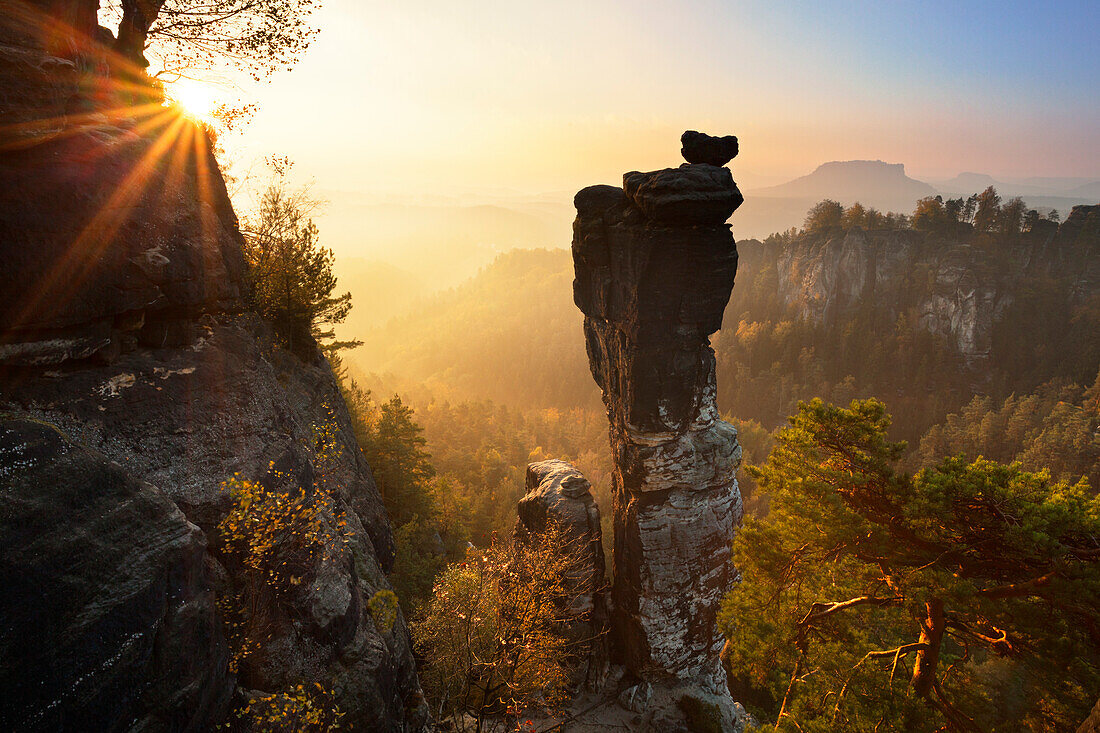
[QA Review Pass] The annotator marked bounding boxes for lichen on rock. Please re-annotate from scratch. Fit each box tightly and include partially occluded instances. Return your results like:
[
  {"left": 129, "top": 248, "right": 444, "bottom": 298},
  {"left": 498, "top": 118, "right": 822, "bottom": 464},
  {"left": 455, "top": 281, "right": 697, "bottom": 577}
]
[{"left": 571, "top": 134, "right": 745, "bottom": 701}]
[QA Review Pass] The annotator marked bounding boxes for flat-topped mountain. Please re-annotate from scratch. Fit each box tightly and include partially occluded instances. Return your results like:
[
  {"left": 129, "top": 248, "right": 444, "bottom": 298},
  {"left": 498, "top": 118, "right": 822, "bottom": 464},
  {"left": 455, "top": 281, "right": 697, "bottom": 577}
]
[{"left": 749, "top": 160, "right": 937, "bottom": 209}]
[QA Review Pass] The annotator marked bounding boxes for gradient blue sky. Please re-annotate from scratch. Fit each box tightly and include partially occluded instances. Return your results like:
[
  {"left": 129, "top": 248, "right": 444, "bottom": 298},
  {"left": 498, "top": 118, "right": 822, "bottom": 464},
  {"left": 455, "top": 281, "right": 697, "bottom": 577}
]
[{"left": 193, "top": 0, "right": 1099, "bottom": 194}]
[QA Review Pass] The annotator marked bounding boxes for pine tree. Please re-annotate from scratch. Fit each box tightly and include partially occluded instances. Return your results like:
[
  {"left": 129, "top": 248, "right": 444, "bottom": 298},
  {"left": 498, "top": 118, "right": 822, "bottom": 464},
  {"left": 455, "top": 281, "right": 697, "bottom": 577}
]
[{"left": 720, "top": 398, "right": 1100, "bottom": 731}]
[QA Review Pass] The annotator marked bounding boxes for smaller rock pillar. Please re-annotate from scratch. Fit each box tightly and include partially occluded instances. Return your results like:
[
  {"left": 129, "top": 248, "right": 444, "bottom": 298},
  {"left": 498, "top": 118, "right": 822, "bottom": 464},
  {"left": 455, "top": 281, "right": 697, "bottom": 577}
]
[{"left": 514, "top": 459, "right": 611, "bottom": 690}]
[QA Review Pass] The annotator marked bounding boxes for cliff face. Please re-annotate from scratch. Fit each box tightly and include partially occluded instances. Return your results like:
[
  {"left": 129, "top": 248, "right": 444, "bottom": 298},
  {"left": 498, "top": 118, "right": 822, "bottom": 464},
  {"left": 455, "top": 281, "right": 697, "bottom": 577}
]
[
  {"left": 0, "top": 7, "right": 425, "bottom": 730},
  {"left": 764, "top": 211, "right": 1100, "bottom": 361},
  {"left": 571, "top": 134, "right": 744, "bottom": 711}
]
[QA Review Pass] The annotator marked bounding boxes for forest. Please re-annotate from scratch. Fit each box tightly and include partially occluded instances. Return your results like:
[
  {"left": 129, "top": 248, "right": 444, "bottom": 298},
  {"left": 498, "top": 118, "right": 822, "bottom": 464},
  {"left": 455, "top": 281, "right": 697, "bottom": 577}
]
[{"left": 334, "top": 191, "right": 1100, "bottom": 730}]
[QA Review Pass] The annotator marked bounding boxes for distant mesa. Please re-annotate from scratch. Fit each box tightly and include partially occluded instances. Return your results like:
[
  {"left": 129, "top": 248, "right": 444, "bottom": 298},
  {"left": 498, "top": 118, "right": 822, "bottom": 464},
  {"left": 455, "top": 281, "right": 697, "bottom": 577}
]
[
  {"left": 681, "top": 130, "right": 739, "bottom": 166},
  {"left": 942, "top": 171, "right": 998, "bottom": 191},
  {"left": 749, "top": 159, "right": 937, "bottom": 210}
]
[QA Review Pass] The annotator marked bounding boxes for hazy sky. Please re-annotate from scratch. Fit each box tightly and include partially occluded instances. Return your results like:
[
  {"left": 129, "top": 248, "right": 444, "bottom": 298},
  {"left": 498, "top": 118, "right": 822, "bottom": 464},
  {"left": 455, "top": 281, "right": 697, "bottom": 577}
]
[{"left": 196, "top": 0, "right": 1098, "bottom": 196}]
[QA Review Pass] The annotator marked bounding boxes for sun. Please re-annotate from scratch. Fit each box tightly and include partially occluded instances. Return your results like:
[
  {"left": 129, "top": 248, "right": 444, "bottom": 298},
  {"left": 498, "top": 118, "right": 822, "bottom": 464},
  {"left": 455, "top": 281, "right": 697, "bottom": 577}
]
[{"left": 168, "top": 79, "right": 216, "bottom": 122}]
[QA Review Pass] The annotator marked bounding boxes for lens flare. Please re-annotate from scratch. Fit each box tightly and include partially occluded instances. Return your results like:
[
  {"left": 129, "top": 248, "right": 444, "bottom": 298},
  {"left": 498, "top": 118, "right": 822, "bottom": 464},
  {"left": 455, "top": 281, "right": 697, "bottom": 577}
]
[{"left": 169, "top": 79, "right": 216, "bottom": 122}]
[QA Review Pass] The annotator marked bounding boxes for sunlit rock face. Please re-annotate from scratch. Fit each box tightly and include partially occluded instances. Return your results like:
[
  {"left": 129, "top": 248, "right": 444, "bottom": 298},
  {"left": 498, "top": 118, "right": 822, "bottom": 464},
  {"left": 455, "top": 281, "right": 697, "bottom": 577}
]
[
  {"left": 0, "top": 6, "right": 427, "bottom": 730},
  {"left": 571, "top": 144, "right": 743, "bottom": 692},
  {"left": 515, "top": 459, "right": 611, "bottom": 690}
]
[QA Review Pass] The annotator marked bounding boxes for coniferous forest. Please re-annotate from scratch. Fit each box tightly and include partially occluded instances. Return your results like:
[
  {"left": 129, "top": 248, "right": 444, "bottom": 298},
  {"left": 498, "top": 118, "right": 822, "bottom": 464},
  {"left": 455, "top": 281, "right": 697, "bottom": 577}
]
[{"left": 334, "top": 194, "right": 1100, "bottom": 730}]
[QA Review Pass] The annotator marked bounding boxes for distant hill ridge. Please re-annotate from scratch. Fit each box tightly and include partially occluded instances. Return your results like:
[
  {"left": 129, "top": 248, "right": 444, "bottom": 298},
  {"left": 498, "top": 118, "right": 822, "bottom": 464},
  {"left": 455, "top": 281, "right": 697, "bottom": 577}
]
[
  {"left": 734, "top": 160, "right": 1099, "bottom": 239},
  {"left": 749, "top": 160, "right": 937, "bottom": 207}
]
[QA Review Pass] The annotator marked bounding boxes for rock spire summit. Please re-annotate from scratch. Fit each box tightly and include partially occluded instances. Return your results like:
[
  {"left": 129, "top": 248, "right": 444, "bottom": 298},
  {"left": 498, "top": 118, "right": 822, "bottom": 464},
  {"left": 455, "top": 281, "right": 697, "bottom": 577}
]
[{"left": 571, "top": 133, "right": 744, "bottom": 703}]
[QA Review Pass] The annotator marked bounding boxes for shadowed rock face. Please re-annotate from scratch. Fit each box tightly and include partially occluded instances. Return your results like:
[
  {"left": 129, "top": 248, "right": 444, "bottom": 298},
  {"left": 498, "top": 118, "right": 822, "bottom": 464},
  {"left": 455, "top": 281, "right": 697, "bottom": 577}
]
[
  {"left": 680, "top": 130, "right": 739, "bottom": 167},
  {"left": 0, "top": 8, "right": 427, "bottom": 729},
  {"left": 0, "top": 419, "right": 229, "bottom": 731},
  {"left": 572, "top": 142, "right": 743, "bottom": 692},
  {"left": 1080, "top": 697, "right": 1100, "bottom": 733},
  {"left": 767, "top": 205, "right": 1100, "bottom": 363}
]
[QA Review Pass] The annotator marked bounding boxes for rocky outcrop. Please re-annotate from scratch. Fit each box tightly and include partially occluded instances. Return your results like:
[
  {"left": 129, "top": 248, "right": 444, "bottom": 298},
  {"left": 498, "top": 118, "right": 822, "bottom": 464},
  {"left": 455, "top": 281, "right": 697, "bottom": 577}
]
[
  {"left": 767, "top": 211, "right": 1100, "bottom": 362},
  {"left": 0, "top": 71, "right": 247, "bottom": 366},
  {"left": 623, "top": 164, "right": 743, "bottom": 225},
  {"left": 571, "top": 136, "right": 743, "bottom": 697},
  {"left": 680, "top": 130, "right": 738, "bottom": 167},
  {"left": 0, "top": 419, "right": 229, "bottom": 731},
  {"left": 514, "top": 459, "right": 610, "bottom": 690},
  {"left": 1, "top": 315, "right": 425, "bottom": 727},
  {"left": 0, "top": 5, "right": 426, "bottom": 729}
]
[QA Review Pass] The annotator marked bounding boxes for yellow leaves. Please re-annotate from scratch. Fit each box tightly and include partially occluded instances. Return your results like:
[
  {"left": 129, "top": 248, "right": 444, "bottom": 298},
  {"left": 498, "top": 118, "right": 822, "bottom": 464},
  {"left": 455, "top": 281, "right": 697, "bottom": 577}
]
[{"left": 235, "top": 683, "right": 343, "bottom": 732}]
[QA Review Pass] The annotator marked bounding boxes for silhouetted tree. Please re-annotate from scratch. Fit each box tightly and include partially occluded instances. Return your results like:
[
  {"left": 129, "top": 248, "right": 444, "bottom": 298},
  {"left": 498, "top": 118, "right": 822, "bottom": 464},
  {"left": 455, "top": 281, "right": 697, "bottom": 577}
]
[
  {"left": 973, "top": 186, "right": 1001, "bottom": 232},
  {"left": 1024, "top": 209, "right": 1042, "bottom": 231},
  {"left": 912, "top": 195, "right": 947, "bottom": 234},
  {"left": 999, "top": 196, "right": 1027, "bottom": 236},
  {"left": 842, "top": 202, "right": 869, "bottom": 229},
  {"left": 242, "top": 183, "right": 354, "bottom": 353},
  {"left": 100, "top": 0, "right": 320, "bottom": 77},
  {"left": 962, "top": 194, "right": 978, "bottom": 223}
]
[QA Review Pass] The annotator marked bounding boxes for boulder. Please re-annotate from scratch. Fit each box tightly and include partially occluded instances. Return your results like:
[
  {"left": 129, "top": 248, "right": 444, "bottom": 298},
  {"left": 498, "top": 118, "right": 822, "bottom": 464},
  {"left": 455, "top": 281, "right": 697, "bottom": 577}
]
[
  {"left": 574, "top": 184, "right": 629, "bottom": 218},
  {"left": 515, "top": 459, "right": 611, "bottom": 690},
  {"left": 680, "top": 130, "right": 739, "bottom": 167},
  {"left": 623, "top": 164, "right": 743, "bottom": 225}
]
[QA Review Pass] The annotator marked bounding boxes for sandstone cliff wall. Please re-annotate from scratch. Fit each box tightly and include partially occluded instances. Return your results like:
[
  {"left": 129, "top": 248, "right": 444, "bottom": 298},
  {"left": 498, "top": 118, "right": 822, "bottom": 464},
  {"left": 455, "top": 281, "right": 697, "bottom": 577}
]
[
  {"left": 762, "top": 211, "right": 1100, "bottom": 362},
  {"left": 0, "top": 7, "right": 426, "bottom": 729}
]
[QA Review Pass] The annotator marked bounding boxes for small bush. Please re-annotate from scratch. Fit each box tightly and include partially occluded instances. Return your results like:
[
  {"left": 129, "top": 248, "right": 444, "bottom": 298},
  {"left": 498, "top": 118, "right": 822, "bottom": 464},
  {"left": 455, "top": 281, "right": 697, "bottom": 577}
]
[
  {"left": 368, "top": 589, "right": 399, "bottom": 633},
  {"left": 216, "top": 411, "right": 352, "bottom": 674},
  {"left": 677, "top": 695, "right": 723, "bottom": 733}
]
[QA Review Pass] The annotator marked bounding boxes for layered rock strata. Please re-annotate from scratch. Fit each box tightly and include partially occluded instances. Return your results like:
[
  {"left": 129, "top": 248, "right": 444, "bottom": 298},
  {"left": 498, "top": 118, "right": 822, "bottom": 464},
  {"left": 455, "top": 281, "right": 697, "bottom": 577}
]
[
  {"left": 0, "top": 6, "right": 426, "bottom": 729},
  {"left": 514, "top": 459, "right": 610, "bottom": 690},
  {"left": 0, "top": 419, "right": 231, "bottom": 730},
  {"left": 571, "top": 140, "right": 744, "bottom": 692},
  {"left": 760, "top": 203, "right": 1100, "bottom": 363}
]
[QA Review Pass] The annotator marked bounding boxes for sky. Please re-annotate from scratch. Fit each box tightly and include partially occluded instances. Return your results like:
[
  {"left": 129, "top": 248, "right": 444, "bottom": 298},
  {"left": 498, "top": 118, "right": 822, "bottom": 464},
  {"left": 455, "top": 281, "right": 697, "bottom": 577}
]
[{"left": 177, "top": 0, "right": 1100, "bottom": 197}]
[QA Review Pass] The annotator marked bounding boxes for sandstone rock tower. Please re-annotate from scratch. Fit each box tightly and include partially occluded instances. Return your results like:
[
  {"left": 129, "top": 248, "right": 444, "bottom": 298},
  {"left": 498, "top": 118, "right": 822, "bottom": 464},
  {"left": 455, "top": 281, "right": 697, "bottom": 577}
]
[{"left": 572, "top": 132, "right": 744, "bottom": 691}]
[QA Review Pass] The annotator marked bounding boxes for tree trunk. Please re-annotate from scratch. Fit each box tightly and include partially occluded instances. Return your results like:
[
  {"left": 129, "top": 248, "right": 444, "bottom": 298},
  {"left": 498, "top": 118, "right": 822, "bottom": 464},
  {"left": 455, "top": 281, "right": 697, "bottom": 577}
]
[
  {"left": 114, "top": 0, "right": 164, "bottom": 67},
  {"left": 911, "top": 597, "right": 944, "bottom": 698}
]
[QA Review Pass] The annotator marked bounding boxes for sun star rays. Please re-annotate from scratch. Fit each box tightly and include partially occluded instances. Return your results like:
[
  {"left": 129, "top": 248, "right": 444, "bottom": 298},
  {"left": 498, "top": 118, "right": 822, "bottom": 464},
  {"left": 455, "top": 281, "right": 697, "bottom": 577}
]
[{"left": 1, "top": 4, "right": 231, "bottom": 342}]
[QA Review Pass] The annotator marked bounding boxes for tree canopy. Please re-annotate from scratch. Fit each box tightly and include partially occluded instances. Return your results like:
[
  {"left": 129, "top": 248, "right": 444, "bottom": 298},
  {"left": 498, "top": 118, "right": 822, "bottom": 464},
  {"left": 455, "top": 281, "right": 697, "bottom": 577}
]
[
  {"left": 242, "top": 183, "right": 354, "bottom": 354},
  {"left": 99, "top": 0, "right": 320, "bottom": 78},
  {"left": 720, "top": 398, "right": 1100, "bottom": 731},
  {"left": 414, "top": 525, "right": 597, "bottom": 731},
  {"left": 804, "top": 199, "right": 844, "bottom": 233}
]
